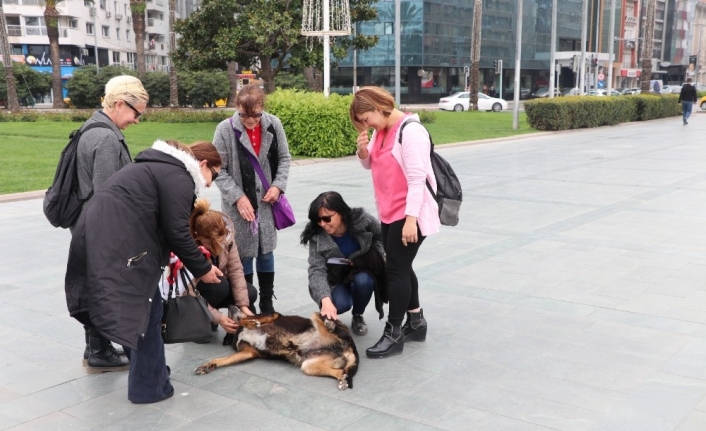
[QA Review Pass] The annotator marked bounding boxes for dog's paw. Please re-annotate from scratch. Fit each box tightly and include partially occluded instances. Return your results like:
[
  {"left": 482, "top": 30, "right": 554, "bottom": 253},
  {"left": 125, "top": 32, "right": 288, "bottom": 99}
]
[
  {"left": 338, "top": 375, "right": 349, "bottom": 391},
  {"left": 194, "top": 363, "right": 216, "bottom": 375}
]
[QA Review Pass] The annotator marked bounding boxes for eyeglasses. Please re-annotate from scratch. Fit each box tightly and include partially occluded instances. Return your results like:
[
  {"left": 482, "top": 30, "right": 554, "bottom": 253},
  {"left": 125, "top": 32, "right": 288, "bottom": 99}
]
[
  {"left": 123, "top": 100, "right": 143, "bottom": 119},
  {"left": 209, "top": 166, "right": 219, "bottom": 181},
  {"left": 238, "top": 112, "right": 263, "bottom": 119},
  {"left": 317, "top": 215, "right": 333, "bottom": 224}
]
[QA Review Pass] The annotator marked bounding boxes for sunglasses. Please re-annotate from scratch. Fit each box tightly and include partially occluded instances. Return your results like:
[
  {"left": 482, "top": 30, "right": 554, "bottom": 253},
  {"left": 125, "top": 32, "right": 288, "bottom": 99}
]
[
  {"left": 209, "top": 166, "right": 219, "bottom": 181},
  {"left": 238, "top": 112, "right": 263, "bottom": 119},
  {"left": 123, "top": 100, "right": 143, "bottom": 119},
  {"left": 317, "top": 215, "right": 333, "bottom": 224}
]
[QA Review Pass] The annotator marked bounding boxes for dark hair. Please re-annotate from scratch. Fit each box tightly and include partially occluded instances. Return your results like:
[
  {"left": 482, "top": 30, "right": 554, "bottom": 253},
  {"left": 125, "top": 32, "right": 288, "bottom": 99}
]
[
  {"left": 236, "top": 83, "right": 266, "bottom": 116},
  {"left": 300, "top": 191, "right": 353, "bottom": 245},
  {"left": 189, "top": 141, "right": 221, "bottom": 168}
]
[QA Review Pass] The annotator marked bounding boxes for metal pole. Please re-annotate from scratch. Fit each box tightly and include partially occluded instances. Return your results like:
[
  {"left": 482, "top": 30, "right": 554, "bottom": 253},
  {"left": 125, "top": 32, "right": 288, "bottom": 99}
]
[
  {"left": 579, "top": 0, "right": 588, "bottom": 94},
  {"left": 353, "top": 25, "right": 357, "bottom": 92},
  {"left": 549, "top": 0, "right": 557, "bottom": 97},
  {"left": 323, "top": 0, "right": 330, "bottom": 97},
  {"left": 513, "top": 0, "right": 522, "bottom": 130},
  {"left": 607, "top": 0, "right": 616, "bottom": 95},
  {"left": 394, "top": 0, "right": 401, "bottom": 105}
]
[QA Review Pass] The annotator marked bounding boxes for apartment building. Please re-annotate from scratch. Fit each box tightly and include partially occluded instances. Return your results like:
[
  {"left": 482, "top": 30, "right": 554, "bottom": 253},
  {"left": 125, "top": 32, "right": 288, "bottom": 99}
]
[{"left": 2, "top": 0, "right": 198, "bottom": 101}]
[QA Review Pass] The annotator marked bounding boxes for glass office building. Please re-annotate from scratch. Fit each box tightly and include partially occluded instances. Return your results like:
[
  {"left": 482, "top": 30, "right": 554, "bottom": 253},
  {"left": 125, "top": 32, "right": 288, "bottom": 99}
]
[{"left": 331, "top": 0, "right": 609, "bottom": 103}]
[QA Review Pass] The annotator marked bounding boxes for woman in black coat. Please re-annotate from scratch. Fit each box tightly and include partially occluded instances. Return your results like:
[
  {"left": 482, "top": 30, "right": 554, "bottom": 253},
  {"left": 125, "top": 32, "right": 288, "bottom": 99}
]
[{"left": 65, "top": 140, "right": 223, "bottom": 404}]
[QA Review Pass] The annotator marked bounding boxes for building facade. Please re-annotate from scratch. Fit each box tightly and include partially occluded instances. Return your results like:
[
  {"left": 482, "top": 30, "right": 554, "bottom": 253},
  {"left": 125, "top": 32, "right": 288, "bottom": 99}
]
[
  {"left": 331, "top": 0, "right": 704, "bottom": 103},
  {"left": 1, "top": 0, "right": 197, "bottom": 102}
]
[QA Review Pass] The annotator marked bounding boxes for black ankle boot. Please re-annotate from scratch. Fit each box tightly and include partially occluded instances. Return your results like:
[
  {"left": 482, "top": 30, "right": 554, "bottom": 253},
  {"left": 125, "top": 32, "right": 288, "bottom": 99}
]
[
  {"left": 366, "top": 322, "right": 404, "bottom": 358},
  {"left": 402, "top": 309, "right": 427, "bottom": 342},
  {"left": 257, "top": 271, "right": 276, "bottom": 314},
  {"left": 87, "top": 331, "right": 130, "bottom": 374},
  {"left": 84, "top": 327, "right": 125, "bottom": 366}
]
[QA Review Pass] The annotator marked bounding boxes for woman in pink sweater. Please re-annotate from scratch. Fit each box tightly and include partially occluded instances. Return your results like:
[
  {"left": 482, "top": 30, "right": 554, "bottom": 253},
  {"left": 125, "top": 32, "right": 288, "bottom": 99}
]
[{"left": 349, "top": 86, "right": 440, "bottom": 358}]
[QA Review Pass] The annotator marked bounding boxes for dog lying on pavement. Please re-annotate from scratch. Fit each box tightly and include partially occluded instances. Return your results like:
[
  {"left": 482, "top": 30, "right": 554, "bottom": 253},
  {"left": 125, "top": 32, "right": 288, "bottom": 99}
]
[{"left": 194, "top": 308, "right": 359, "bottom": 390}]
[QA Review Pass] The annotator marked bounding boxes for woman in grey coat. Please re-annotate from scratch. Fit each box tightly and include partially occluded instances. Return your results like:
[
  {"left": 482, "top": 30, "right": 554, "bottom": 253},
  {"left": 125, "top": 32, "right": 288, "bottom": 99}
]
[
  {"left": 300, "top": 192, "right": 387, "bottom": 336},
  {"left": 213, "top": 83, "right": 291, "bottom": 313}
]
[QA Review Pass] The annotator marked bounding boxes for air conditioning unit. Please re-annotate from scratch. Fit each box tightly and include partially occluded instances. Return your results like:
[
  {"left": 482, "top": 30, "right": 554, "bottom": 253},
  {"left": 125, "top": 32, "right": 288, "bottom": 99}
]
[
  {"left": 89, "top": 7, "right": 96, "bottom": 17},
  {"left": 127, "top": 16, "right": 132, "bottom": 23},
  {"left": 115, "top": 14, "right": 123, "bottom": 20},
  {"left": 81, "top": 48, "right": 89, "bottom": 56},
  {"left": 106, "top": 11, "right": 112, "bottom": 18}
]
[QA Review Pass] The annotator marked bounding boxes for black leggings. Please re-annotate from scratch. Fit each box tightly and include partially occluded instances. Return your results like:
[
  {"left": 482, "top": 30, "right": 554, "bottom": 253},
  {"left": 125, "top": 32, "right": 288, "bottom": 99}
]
[
  {"left": 197, "top": 276, "right": 257, "bottom": 310},
  {"left": 381, "top": 218, "right": 425, "bottom": 326}
]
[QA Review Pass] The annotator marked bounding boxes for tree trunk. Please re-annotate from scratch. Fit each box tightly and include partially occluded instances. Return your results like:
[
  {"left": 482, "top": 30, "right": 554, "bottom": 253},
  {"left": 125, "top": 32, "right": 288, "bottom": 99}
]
[
  {"left": 640, "top": 0, "right": 655, "bottom": 92},
  {"left": 227, "top": 61, "right": 238, "bottom": 107},
  {"left": 259, "top": 57, "right": 275, "bottom": 94},
  {"left": 303, "top": 66, "right": 323, "bottom": 92},
  {"left": 45, "top": 4, "right": 66, "bottom": 108},
  {"left": 469, "top": 0, "right": 482, "bottom": 111},
  {"left": 0, "top": 4, "right": 20, "bottom": 111},
  {"left": 131, "top": 0, "right": 147, "bottom": 78},
  {"left": 168, "top": 0, "right": 178, "bottom": 107}
]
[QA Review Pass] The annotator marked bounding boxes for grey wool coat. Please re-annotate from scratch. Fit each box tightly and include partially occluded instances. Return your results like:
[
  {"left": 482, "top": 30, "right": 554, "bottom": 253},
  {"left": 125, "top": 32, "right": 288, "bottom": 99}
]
[
  {"left": 307, "top": 208, "right": 384, "bottom": 307},
  {"left": 76, "top": 110, "right": 131, "bottom": 201},
  {"left": 213, "top": 112, "right": 291, "bottom": 258}
]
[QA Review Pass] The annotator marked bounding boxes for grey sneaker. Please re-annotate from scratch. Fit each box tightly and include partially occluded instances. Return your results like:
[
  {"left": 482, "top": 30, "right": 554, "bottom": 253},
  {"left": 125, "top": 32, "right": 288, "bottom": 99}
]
[{"left": 351, "top": 314, "right": 368, "bottom": 336}]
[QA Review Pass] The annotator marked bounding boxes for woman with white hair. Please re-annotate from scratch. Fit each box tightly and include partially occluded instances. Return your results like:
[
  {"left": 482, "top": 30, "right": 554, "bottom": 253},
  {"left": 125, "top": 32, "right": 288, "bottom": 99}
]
[{"left": 73, "top": 74, "right": 149, "bottom": 373}]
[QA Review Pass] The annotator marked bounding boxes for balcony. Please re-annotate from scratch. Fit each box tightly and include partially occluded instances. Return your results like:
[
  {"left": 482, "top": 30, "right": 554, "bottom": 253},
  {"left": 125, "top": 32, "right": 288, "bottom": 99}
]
[
  {"left": 7, "top": 25, "right": 22, "bottom": 37},
  {"left": 2, "top": 0, "right": 45, "bottom": 4},
  {"left": 625, "top": 15, "right": 637, "bottom": 24}
]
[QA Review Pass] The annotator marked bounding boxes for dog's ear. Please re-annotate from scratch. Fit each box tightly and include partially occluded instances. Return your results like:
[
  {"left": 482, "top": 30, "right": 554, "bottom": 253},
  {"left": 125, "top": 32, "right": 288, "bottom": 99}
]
[
  {"left": 228, "top": 305, "right": 245, "bottom": 323},
  {"left": 322, "top": 316, "right": 337, "bottom": 332}
]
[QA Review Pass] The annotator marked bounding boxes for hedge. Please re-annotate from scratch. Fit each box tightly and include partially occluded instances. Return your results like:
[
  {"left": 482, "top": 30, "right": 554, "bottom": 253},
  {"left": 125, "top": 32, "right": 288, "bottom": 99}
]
[{"left": 525, "top": 94, "right": 682, "bottom": 131}]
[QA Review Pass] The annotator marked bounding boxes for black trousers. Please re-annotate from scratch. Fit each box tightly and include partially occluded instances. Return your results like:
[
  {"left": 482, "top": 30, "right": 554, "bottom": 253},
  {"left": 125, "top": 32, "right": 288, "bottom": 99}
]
[
  {"left": 381, "top": 218, "right": 425, "bottom": 326},
  {"left": 197, "top": 276, "right": 257, "bottom": 311}
]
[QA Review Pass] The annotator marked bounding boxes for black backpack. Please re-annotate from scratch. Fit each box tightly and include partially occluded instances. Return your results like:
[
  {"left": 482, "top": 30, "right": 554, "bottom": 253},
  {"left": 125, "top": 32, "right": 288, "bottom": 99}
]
[
  {"left": 399, "top": 120, "right": 463, "bottom": 226},
  {"left": 43, "top": 122, "right": 112, "bottom": 228}
]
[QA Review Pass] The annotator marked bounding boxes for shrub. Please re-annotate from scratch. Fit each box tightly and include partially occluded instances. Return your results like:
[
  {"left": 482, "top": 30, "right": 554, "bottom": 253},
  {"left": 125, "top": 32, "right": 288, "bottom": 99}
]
[
  {"left": 525, "top": 94, "right": 679, "bottom": 131},
  {"left": 0, "top": 62, "right": 51, "bottom": 105},
  {"left": 266, "top": 90, "right": 356, "bottom": 158},
  {"left": 417, "top": 109, "right": 437, "bottom": 124},
  {"left": 143, "top": 72, "right": 170, "bottom": 107}
]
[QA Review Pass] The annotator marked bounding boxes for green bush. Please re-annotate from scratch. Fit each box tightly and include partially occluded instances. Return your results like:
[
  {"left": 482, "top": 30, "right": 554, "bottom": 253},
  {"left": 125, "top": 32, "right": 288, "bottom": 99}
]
[
  {"left": 66, "top": 65, "right": 139, "bottom": 108},
  {"left": 266, "top": 90, "right": 356, "bottom": 158},
  {"left": 417, "top": 109, "right": 437, "bottom": 124},
  {"left": 525, "top": 94, "right": 680, "bottom": 131},
  {"left": 142, "top": 72, "right": 170, "bottom": 107},
  {"left": 0, "top": 109, "right": 232, "bottom": 123},
  {"left": 0, "top": 62, "right": 51, "bottom": 105}
]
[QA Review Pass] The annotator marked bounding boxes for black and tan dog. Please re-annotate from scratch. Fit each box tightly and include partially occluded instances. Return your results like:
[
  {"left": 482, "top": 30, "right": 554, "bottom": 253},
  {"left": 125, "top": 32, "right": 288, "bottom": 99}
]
[{"left": 194, "top": 308, "right": 359, "bottom": 390}]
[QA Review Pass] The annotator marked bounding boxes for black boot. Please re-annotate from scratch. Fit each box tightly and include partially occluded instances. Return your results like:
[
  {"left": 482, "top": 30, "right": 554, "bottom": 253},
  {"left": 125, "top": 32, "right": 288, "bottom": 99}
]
[
  {"left": 84, "top": 326, "right": 125, "bottom": 366},
  {"left": 366, "top": 322, "right": 404, "bottom": 358},
  {"left": 86, "top": 329, "right": 130, "bottom": 374},
  {"left": 257, "top": 271, "right": 276, "bottom": 314},
  {"left": 402, "top": 309, "right": 427, "bottom": 342}
]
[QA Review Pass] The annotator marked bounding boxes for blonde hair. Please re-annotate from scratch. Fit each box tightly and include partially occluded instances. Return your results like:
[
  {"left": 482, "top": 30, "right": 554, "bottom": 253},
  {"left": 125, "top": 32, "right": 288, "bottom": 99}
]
[
  {"left": 102, "top": 75, "right": 149, "bottom": 110},
  {"left": 349, "top": 86, "right": 395, "bottom": 131},
  {"left": 190, "top": 199, "right": 228, "bottom": 256}
]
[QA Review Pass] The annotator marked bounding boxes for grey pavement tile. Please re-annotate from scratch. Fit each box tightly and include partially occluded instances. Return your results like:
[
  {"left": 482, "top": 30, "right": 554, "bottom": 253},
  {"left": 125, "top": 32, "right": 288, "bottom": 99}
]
[
  {"left": 435, "top": 404, "right": 558, "bottom": 431},
  {"left": 588, "top": 308, "right": 706, "bottom": 337},
  {"left": 151, "top": 380, "right": 237, "bottom": 421},
  {"left": 4, "top": 411, "right": 94, "bottom": 431},
  {"left": 662, "top": 339, "right": 706, "bottom": 381},
  {"left": 675, "top": 410, "right": 706, "bottom": 431},
  {"left": 590, "top": 371, "right": 706, "bottom": 431},
  {"left": 340, "top": 413, "right": 442, "bottom": 431}
]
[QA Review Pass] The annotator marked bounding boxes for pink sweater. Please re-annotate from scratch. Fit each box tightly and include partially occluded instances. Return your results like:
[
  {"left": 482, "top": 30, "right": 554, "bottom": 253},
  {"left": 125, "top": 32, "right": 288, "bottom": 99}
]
[{"left": 359, "top": 114, "right": 440, "bottom": 236}]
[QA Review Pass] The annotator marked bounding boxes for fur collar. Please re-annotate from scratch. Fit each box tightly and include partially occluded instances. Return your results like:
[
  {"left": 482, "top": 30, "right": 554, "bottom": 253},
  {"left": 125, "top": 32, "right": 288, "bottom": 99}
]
[{"left": 151, "top": 140, "right": 206, "bottom": 196}]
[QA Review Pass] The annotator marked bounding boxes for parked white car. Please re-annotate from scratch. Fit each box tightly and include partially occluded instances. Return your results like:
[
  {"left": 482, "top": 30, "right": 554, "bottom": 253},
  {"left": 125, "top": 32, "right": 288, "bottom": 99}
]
[{"left": 438, "top": 92, "right": 508, "bottom": 112}]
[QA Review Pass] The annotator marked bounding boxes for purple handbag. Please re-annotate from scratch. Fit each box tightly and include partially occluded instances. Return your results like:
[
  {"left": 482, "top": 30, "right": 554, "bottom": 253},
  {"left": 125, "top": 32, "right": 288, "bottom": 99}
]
[{"left": 231, "top": 123, "right": 296, "bottom": 230}]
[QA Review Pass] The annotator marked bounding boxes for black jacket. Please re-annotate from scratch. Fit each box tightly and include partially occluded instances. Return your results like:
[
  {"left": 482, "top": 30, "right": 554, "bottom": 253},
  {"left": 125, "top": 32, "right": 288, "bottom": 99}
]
[
  {"left": 65, "top": 141, "right": 212, "bottom": 349},
  {"left": 679, "top": 84, "right": 698, "bottom": 103}
]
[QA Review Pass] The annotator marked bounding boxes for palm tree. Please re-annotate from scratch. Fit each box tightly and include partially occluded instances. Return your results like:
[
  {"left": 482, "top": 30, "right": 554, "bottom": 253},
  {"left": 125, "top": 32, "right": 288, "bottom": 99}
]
[
  {"left": 640, "top": 0, "right": 655, "bottom": 92},
  {"left": 130, "top": 0, "right": 147, "bottom": 77},
  {"left": 43, "top": 0, "right": 66, "bottom": 107},
  {"left": 0, "top": 4, "right": 20, "bottom": 111},
  {"left": 168, "top": 0, "right": 177, "bottom": 107},
  {"left": 469, "top": 0, "right": 482, "bottom": 111}
]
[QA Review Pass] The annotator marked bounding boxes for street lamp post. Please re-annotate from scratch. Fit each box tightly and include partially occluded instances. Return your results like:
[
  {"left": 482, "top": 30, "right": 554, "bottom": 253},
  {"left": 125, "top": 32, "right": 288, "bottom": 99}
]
[
  {"left": 394, "top": 0, "right": 400, "bottom": 105},
  {"left": 607, "top": 0, "right": 616, "bottom": 96},
  {"left": 513, "top": 0, "right": 522, "bottom": 130},
  {"left": 549, "top": 0, "right": 557, "bottom": 98},
  {"left": 579, "top": 0, "right": 588, "bottom": 95}
]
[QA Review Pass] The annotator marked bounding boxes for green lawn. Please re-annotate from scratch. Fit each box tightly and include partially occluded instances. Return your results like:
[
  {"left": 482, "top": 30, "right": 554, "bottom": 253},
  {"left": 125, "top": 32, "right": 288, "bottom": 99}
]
[{"left": 0, "top": 111, "right": 534, "bottom": 194}]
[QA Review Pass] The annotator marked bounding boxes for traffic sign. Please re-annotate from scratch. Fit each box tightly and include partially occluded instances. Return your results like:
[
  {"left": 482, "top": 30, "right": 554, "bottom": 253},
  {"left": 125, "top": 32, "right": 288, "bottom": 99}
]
[
  {"left": 597, "top": 73, "right": 605, "bottom": 81},
  {"left": 597, "top": 81, "right": 605, "bottom": 89}
]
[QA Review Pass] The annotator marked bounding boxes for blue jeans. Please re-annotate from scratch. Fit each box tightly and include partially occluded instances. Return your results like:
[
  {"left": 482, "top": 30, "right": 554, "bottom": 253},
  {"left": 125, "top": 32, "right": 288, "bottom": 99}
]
[
  {"left": 241, "top": 250, "right": 275, "bottom": 275},
  {"left": 682, "top": 101, "right": 694, "bottom": 123},
  {"left": 330, "top": 272, "right": 375, "bottom": 315}
]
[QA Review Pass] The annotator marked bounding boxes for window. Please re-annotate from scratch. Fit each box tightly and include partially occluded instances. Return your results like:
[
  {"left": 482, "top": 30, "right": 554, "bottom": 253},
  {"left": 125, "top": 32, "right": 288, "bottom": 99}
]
[
  {"left": 86, "top": 23, "right": 94, "bottom": 34},
  {"left": 84, "top": 0, "right": 92, "bottom": 5},
  {"left": 126, "top": 29, "right": 131, "bottom": 41},
  {"left": 24, "top": 17, "right": 47, "bottom": 36},
  {"left": 384, "top": 22, "right": 393, "bottom": 35},
  {"left": 102, "top": 26, "right": 110, "bottom": 37},
  {"left": 69, "top": 19, "right": 78, "bottom": 29},
  {"left": 127, "top": 52, "right": 136, "bottom": 64},
  {"left": 99, "top": 0, "right": 106, "bottom": 9},
  {"left": 116, "top": 28, "right": 121, "bottom": 39},
  {"left": 113, "top": 52, "right": 120, "bottom": 63}
]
